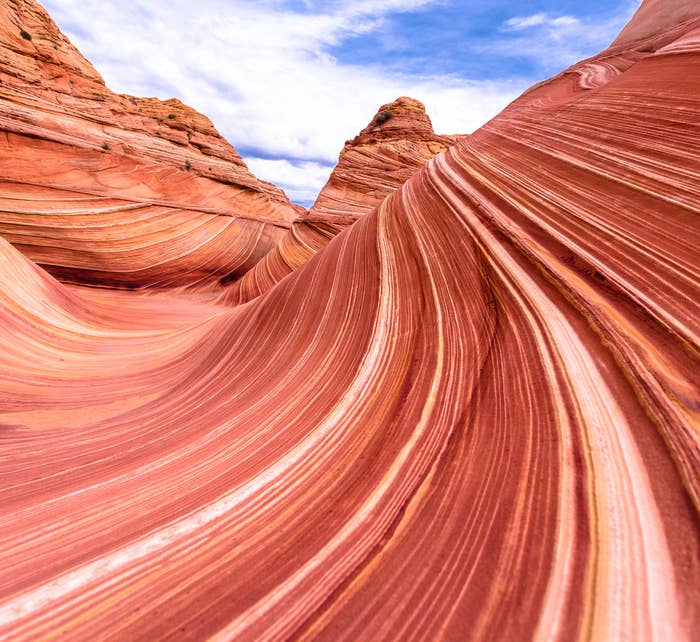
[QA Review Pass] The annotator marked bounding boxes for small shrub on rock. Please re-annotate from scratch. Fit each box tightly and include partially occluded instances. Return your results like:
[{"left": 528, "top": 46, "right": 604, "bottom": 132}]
[
  {"left": 20, "top": 30, "right": 32, "bottom": 41},
  {"left": 376, "top": 110, "right": 393, "bottom": 125}
]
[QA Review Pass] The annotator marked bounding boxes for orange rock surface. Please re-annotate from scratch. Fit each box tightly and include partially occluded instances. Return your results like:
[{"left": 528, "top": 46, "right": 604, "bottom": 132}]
[
  {"left": 0, "top": 0, "right": 297, "bottom": 288},
  {"left": 0, "top": 0, "right": 699, "bottom": 640},
  {"left": 222, "top": 97, "right": 458, "bottom": 304},
  {"left": 310, "top": 96, "right": 457, "bottom": 221}
]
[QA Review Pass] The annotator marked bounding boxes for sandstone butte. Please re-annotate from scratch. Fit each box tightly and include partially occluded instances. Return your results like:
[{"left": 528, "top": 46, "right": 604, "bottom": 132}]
[
  {"left": 0, "top": 0, "right": 298, "bottom": 289},
  {"left": 0, "top": 0, "right": 699, "bottom": 640},
  {"left": 221, "top": 96, "right": 462, "bottom": 304}
]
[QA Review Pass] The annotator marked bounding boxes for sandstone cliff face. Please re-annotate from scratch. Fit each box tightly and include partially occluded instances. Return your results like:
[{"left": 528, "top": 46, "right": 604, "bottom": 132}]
[
  {"left": 0, "top": 0, "right": 699, "bottom": 640},
  {"left": 221, "top": 96, "right": 458, "bottom": 304},
  {"left": 611, "top": 0, "right": 700, "bottom": 45},
  {"left": 0, "top": 0, "right": 297, "bottom": 288}
]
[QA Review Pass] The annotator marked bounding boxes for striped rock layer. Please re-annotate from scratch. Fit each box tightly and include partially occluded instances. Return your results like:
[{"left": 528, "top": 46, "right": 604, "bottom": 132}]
[
  {"left": 1, "top": 1, "right": 699, "bottom": 641},
  {"left": 221, "top": 97, "right": 459, "bottom": 304},
  {"left": 0, "top": 0, "right": 297, "bottom": 289}
]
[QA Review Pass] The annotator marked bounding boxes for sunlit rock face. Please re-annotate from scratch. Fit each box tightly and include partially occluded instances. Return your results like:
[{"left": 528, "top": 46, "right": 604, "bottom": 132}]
[
  {"left": 0, "top": 0, "right": 699, "bottom": 640},
  {"left": 220, "top": 96, "right": 458, "bottom": 304},
  {"left": 0, "top": 0, "right": 297, "bottom": 289}
]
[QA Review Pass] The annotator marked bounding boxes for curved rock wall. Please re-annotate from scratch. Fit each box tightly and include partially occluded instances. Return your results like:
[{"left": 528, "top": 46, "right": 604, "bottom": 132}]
[
  {"left": 0, "top": 1, "right": 698, "bottom": 640},
  {"left": 221, "top": 97, "right": 458, "bottom": 304},
  {"left": 0, "top": 0, "right": 297, "bottom": 288}
]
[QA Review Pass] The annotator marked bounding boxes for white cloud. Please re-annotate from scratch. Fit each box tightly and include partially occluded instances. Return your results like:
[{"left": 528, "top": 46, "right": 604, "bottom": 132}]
[
  {"left": 41, "top": 0, "right": 523, "bottom": 204},
  {"left": 504, "top": 13, "right": 548, "bottom": 30},
  {"left": 245, "top": 158, "right": 334, "bottom": 208},
  {"left": 493, "top": 5, "right": 637, "bottom": 70},
  {"left": 504, "top": 12, "right": 580, "bottom": 31},
  {"left": 551, "top": 16, "right": 581, "bottom": 27}
]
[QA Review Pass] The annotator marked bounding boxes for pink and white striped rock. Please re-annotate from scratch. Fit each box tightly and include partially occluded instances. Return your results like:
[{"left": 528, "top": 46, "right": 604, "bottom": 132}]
[{"left": 0, "top": 0, "right": 698, "bottom": 640}]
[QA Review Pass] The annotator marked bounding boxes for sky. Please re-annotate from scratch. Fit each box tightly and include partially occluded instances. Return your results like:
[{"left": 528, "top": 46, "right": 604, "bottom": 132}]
[{"left": 42, "top": 0, "right": 640, "bottom": 207}]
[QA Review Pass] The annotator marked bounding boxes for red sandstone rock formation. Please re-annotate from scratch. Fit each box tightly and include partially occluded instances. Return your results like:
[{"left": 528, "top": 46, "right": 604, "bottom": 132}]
[
  {"left": 0, "top": 0, "right": 699, "bottom": 640},
  {"left": 221, "top": 96, "right": 458, "bottom": 304},
  {"left": 310, "top": 96, "right": 456, "bottom": 221},
  {"left": 0, "top": 0, "right": 298, "bottom": 288}
]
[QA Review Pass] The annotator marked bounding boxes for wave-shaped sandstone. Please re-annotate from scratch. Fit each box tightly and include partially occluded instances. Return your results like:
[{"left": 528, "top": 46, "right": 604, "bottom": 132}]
[
  {"left": 0, "top": 0, "right": 297, "bottom": 289},
  {"left": 221, "top": 97, "right": 458, "bottom": 304},
  {"left": 0, "top": 0, "right": 698, "bottom": 640}
]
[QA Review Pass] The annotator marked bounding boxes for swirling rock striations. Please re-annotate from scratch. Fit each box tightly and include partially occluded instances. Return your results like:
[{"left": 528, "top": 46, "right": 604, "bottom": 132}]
[
  {"left": 221, "top": 97, "right": 458, "bottom": 304},
  {"left": 0, "top": 0, "right": 298, "bottom": 288},
  {"left": 0, "top": 0, "right": 699, "bottom": 640}
]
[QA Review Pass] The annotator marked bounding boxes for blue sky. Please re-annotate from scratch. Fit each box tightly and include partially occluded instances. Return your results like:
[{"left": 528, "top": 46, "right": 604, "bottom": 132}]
[{"left": 42, "top": 0, "right": 640, "bottom": 206}]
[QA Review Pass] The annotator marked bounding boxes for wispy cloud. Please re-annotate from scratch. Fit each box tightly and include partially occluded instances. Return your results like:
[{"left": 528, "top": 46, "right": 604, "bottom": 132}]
[
  {"left": 483, "top": 3, "right": 639, "bottom": 73},
  {"left": 504, "top": 13, "right": 580, "bottom": 31},
  {"left": 245, "top": 158, "right": 334, "bottom": 206}
]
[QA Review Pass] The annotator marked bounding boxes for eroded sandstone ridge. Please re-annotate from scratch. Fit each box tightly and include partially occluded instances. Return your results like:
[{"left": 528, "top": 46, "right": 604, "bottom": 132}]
[
  {"left": 0, "top": 0, "right": 699, "bottom": 640},
  {"left": 221, "top": 96, "right": 458, "bottom": 304},
  {"left": 310, "top": 96, "right": 458, "bottom": 220},
  {"left": 0, "top": 0, "right": 297, "bottom": 288}
]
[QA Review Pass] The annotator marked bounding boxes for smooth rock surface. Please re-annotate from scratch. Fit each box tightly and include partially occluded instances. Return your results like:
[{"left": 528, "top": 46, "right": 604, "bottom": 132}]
[{"left": 0, "top": 0, "right": 698, "bottom": 640}]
